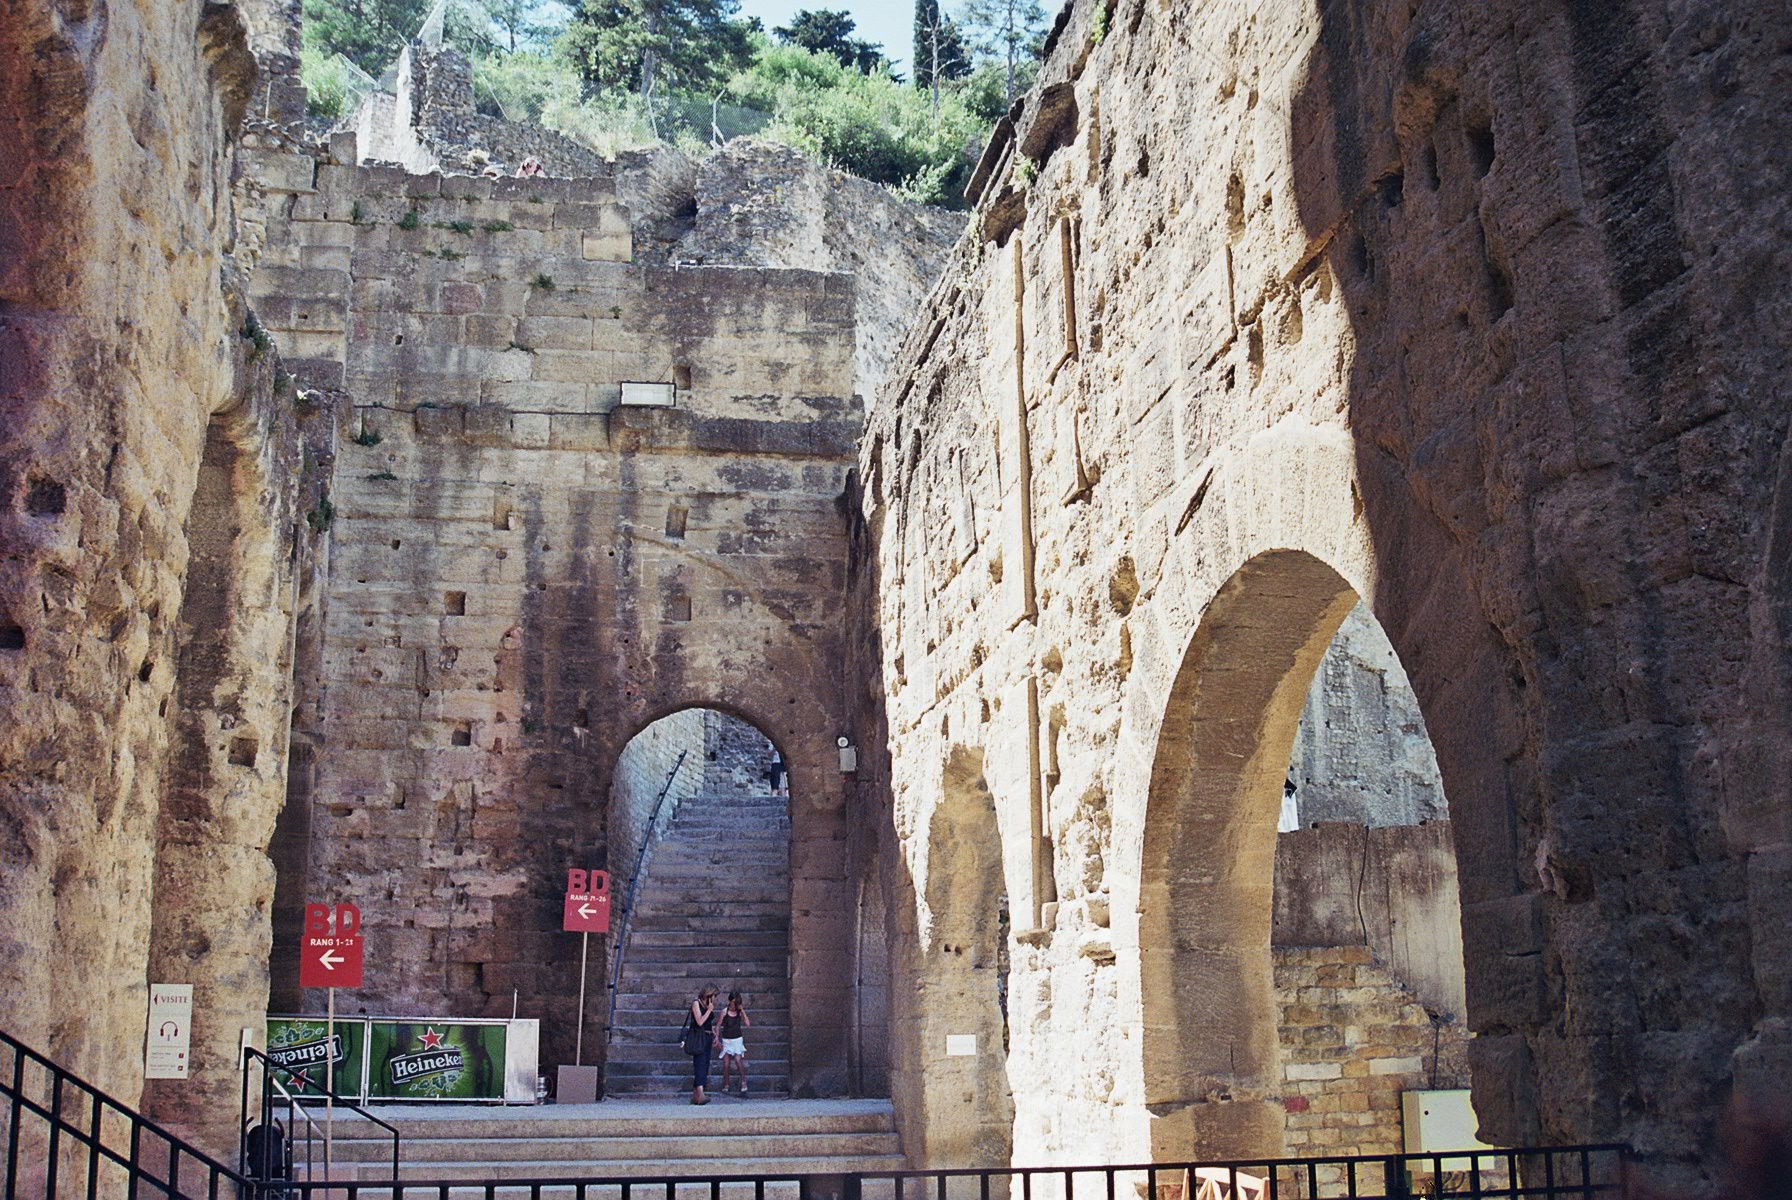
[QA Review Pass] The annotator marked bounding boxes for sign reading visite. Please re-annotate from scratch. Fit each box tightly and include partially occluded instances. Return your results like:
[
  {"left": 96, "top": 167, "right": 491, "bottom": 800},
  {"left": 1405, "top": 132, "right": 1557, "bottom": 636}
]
[{"left": 145, "top": 984, "right": 193, "bottom": 1080}]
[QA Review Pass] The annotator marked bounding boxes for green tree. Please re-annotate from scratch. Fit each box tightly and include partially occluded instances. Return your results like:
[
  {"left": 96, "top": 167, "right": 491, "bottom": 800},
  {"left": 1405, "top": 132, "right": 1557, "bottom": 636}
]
[
  {"left": 773, "top": 9, "right": 883, "bottom": 73},
  {"left": 302, "top": 0, "right": 493, "bottom": 73},
  {"left": 958, "top": 0, "right": 1045, "bottom": 106},
  {"left": 561, "top": 0, "right": 754, "bottom": 99},
  {"left": 911, "top": 0, "right": 970, "bottom": 109}
]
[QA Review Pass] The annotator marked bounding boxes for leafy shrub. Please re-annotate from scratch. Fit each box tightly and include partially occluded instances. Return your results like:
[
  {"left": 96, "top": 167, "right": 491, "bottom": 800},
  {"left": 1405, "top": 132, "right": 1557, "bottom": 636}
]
[{"left": 299, "top": 46, "right": 357, "bottom": 121}]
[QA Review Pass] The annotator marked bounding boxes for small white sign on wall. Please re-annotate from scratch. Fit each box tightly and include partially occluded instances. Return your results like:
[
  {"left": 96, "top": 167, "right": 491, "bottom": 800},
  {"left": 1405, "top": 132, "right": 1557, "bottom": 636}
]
[
  {"left": 945, "top": 1034, "right": 978, "bottom": 1057},
  {"left": 145, "top": 984, "right": 193, "bottom": 1080},
  {"left": 619, "top": 381, "right": 676, "bottom": 408}
]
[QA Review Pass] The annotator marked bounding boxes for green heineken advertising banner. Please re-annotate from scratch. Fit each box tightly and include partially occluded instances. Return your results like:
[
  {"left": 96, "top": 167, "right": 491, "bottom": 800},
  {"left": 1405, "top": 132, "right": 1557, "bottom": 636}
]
[
  {"left": 366, "top": 1021, "right": 508, "bottom": 1100},
  {"left": 265, "top": 1017, "right": 366, "bottom": 1097}
]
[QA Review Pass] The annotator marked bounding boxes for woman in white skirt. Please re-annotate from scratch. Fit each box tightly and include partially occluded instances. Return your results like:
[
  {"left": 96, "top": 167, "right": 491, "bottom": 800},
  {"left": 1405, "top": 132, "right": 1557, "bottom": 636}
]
[{"left": 717, "top": 990, "right": 752, "bottom": 1096}]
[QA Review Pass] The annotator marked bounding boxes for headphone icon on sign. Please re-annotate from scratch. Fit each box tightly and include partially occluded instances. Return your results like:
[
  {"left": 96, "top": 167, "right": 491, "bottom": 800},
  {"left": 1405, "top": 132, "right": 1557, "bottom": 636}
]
[{"left": 158, "top": 1022, "right": 181, "bottom": 1039}]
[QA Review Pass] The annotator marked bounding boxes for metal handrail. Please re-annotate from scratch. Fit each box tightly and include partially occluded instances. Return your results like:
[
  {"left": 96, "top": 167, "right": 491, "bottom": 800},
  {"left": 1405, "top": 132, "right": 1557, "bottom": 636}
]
[
  {"left": 0, "top": 1023, "right": 252, "bottom": 1197},
  {"left": 603, "top": 747, "right": 694, "bottom": 1049},
  {"left": 241, "top": 1045, "right": 400, "bottom": 1181}
]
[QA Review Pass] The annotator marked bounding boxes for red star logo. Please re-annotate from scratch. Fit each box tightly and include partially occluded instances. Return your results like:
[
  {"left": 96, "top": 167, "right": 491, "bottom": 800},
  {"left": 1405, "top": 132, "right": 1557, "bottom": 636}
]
[
  {"left": 418, "top": 1027, "right": 444, "bottom": 1050},
  {"left": 292, "top": 1070, "right": 313, "bottom": 1090}
]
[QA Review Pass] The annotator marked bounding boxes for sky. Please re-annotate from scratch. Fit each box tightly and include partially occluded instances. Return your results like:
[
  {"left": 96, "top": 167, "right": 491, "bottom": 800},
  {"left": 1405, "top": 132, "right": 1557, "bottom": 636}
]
[{"left": 735, "top": 1, "right": 916, "bottom": 72}]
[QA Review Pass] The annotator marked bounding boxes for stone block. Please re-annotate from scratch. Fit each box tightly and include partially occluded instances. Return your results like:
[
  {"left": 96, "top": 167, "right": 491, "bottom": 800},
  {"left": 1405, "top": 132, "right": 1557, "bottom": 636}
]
[
  {"left": 518, "top": 316, "right": 594, "bottom": 351},
  {"left": 583, "top": 233, "right": 633, "bottom": 262}
]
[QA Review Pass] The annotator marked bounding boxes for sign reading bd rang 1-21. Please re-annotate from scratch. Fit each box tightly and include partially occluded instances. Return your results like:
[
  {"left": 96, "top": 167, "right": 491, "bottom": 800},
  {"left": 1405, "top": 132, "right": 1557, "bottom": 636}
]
[
  {"left": 299, "top": 902, "right": 364, "bottom": 989},
  {"left": 562, "top": 869, "right": 611, "bottom": 933}
]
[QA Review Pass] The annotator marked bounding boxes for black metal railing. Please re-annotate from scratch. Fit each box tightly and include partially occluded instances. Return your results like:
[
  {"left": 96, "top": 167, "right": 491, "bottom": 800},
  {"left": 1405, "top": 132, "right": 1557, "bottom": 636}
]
[
  {"left": 240, "top": 1045, "right": 400, "bottom": 1186},
  {"left": 214, "top": 1143, "right": 1628, "bottom": 1200},
  {"left": 0, "top": 1024, "right": 252, "bottom": 1199},
  {"left": 845, "top": 1146, "right": 1630, "bottom": 1200},
  {"left": 0, "top": 1023, "right": 1629, "bottom": 1200}
]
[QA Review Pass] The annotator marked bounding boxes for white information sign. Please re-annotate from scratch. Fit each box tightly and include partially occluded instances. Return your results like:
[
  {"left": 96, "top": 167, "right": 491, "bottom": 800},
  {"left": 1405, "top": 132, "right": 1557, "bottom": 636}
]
[
  {"left": 945, "top": 1034, "right": 978, "bottom": 1056},
  {"left": 145, "top": 984, "right": 193, "bottom": 1080}
]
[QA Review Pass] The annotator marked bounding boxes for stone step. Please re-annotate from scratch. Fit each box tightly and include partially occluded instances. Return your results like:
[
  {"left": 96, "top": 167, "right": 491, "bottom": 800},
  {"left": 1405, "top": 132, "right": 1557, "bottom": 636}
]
[
  {"left": 606, "top": 1042, "right": 789, "bottom": 1061},
  {"left": 327, "top": 1130, "right": 895, "bottom": 1165},
  {"left": 328, "top": 1103, "right": 895, "bottom": 1141},
  {"left": 626, "top": 929, "right": 788, "bottom": 948},
  {"left": 324, "top": 1155, "right": 908, "bottom": 1186},
  {"left": 634, "top": 924, "right": 795, "bottom": 938},
  {"left": 628, "top": 900, "right": 788, "bottom": 916},
  {"left": 622, "top": 948, "right": 789, "bottom": 966}
]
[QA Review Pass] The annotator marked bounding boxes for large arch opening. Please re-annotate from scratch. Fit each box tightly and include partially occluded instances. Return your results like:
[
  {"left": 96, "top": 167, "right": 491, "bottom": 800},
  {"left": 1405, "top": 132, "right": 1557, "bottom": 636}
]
[
  {"left": 1271, "top": 601, "right": 1473, "bottom": 1166},
  {"left": 891, "top": 746, "right": 1016, "bottom": 1170},
  {"left": 601, "top": 707, "right": 792, "bottom": 1097},
  {"left": 1138, "top": 548, "right": 1472, "bottom": 1167}
]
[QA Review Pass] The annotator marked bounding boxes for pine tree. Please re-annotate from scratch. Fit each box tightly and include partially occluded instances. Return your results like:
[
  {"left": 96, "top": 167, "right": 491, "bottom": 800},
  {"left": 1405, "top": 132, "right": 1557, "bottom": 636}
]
[
  {"left": 774, "top": 9, "right": 884, "bottom": 73},
  {"left": 562, "top": 0, "right": 753, "bottom": 98},
  {"left": 959, "top": 0, "right": 1046, "bottom": 105},
  {"left": 479, "top": 0, "right": 567, "bottom": 52}
]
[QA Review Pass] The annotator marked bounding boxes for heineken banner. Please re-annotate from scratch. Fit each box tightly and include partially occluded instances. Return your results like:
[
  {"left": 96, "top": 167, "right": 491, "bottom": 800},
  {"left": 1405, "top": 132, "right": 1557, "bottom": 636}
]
[
  {"left": 265, "top": 1017, "right": 367, "bottom": 1097},
  {"left": 366, "top": 1021, "right": 508, "bottom": 1100}
]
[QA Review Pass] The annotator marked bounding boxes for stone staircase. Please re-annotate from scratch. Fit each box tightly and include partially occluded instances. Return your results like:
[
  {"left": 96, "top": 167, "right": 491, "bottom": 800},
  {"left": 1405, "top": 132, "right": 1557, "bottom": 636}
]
[
  {"left": 605, "top": 790, "right": 791, "bottom": 1097},
  {"left": 319, "top": 1099, "right": 906, "bottom": 1197}
]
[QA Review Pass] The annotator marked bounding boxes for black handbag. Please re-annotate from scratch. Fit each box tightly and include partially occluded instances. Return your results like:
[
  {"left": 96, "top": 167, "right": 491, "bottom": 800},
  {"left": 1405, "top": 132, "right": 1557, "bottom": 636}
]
[{"left": 678, "top": 1012, "right": 706, "bottom": 1056}]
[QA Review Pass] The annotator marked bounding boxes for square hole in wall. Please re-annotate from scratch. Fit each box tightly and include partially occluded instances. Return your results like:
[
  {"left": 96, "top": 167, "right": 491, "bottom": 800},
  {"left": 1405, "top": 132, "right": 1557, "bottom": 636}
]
[
  {"left": 445, "top": 591, "right": 467, "bottom": 615},
  {"left": 228, "top": 737, "right": 259, "bottom": 767},
  {"left": 665, "top": 504, "right": 689, "bottom": 539},
  {"left": 672, "top": 364, "right": 692, "bottom": 390},
  {"left": 666, "top": 594, "right": 693, "bottom": 622},
  {"left": 451, "top": 723, "right": 473, "bottom": 747},
  {"left": 24, "top": 477, "right": 66, "bottom": 516},
  {"left": 574, "top": 707, "right": 590, "bottom": 728},
  {"left": 0, "top": 622, "right": 24, "bottom": 651}
]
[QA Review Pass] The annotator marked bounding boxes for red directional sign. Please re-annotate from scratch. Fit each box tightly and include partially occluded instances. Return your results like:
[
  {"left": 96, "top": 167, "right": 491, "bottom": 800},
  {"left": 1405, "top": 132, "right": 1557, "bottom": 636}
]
[
  {"left": 562, "top": 869, "right": 611, "bottom": 934},
  {"left": 299, "top": 902, "right": 365, "bottom": 989}
]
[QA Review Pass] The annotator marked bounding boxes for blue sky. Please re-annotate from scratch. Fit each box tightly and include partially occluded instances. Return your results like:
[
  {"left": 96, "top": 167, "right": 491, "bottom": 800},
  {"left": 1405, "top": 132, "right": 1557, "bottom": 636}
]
[{"left": 736, "top": 2, "right": 915, "bottom": 72}]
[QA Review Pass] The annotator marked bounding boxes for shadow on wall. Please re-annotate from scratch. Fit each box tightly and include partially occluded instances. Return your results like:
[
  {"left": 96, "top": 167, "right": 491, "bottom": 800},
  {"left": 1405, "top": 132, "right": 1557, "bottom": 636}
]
[{"left": 1289, "top": 0, "right": 1773, "bottom": 1171}]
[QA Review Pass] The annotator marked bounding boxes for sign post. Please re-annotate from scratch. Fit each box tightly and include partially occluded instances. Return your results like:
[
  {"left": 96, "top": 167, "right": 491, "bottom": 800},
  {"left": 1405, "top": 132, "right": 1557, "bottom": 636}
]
[
  {"left": 300, "top": 902, "right": 364, "bottom": 1180},
  {"left": 562, "top": 869, "right": 611, "bottom": 1063},
  {"left": 558, "top": 870, "right": 609, "bottom": 1103}
]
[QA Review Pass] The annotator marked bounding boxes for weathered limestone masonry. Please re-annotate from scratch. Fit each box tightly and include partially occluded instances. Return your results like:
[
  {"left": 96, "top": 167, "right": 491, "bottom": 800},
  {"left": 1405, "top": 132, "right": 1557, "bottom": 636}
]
[
  {"left": 856, "top": 0, "right": 1791, "bottom": 1180},
  {"left": 0, "top": 0, "right": 329, "bottom": 1156},
  {"left": 240, "top": 128, "right": 957, "bottom": 1092}
]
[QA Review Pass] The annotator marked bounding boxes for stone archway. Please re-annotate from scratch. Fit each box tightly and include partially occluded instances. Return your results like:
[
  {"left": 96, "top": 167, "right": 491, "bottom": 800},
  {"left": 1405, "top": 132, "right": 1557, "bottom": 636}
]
[
  {"left": 892, "top": 746, "right": 1016, "bottom": 1168},
  {"left": 602, "top": 706, "right": 792, "bottom": 1097},
  {"left": 1136, "top": 549, "right": 1360, "bottom": 1160}
]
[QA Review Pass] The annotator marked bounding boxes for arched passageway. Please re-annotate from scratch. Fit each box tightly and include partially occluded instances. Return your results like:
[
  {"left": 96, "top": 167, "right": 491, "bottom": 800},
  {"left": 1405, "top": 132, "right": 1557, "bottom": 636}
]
[
  {"left": 602, "top": 708, "right": 792, "bottom": 1097},
  {"left": 891, "top": 747, "right": 1016, "bottom": 1169},
  {"left": 1138, "top": 549, "right": 1472, "bottom": 1164},
  {"left": 1270, "top": 601, "right": 1473, "bottom": 1164}
]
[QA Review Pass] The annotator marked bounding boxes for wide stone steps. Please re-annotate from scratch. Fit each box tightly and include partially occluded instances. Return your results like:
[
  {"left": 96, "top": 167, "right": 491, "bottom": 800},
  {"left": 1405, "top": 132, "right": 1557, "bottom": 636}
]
[
  {"left": 609, "top": 785, "right": 790, "bottom": 1097},
  {"left": 311, "top": 1099, "right": 903, "bottom": 1190}
]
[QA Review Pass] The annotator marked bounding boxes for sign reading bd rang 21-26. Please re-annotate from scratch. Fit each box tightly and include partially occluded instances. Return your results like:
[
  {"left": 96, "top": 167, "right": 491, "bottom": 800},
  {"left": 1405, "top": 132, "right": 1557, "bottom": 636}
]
[
  {"left": 299, "top": 902, "right": 364, "bottom": 989},
  {"left": 562, "top": 869, "right": 610, "bottom": 933}
]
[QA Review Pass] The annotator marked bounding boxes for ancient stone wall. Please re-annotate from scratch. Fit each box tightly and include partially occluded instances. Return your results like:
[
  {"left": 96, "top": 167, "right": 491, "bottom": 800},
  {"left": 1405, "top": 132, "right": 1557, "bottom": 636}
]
[
  {"left": 1289, "top": 603, "right": 1444, "bottom": 828},
  {"left": 0, "top": 0, "right": 321, "bottom": 1157},
  {"left": 1274, "top": 946, "right": 1470, "bottom": 1161},
  {"left": 856, "top": 0, "right": 1792, "bottom": 1179},
  {"left": 238, "top": 132, "right": 951, "bottom": 1091},
  {"left": 1273, "top": 822, "right": 1465, "bottom": 1024}
]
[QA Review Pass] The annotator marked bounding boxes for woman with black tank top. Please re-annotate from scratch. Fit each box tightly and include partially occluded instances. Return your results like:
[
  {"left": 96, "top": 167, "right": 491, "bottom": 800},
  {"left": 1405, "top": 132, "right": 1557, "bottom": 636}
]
[{"left": 718, "top": 990, "right": 752, "bottom": 1096}]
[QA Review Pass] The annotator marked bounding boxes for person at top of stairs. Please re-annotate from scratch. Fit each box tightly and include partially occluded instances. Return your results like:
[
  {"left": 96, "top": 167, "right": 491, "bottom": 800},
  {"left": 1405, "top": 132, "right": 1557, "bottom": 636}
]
[
  {"left": 686, "top": 986, "right": 721, "bottom": 1105},
  {"left": 719, "top": 990, "right": 752, "bottom": 1097}
]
